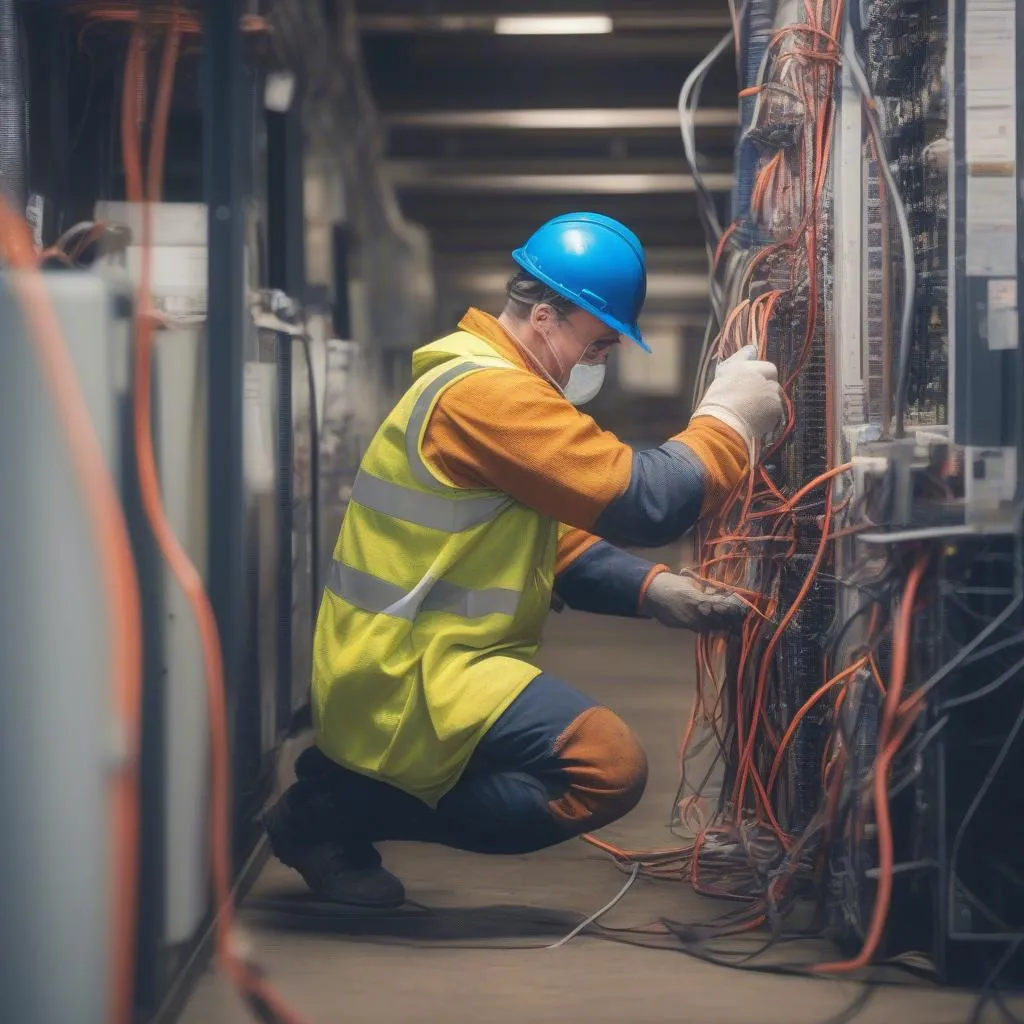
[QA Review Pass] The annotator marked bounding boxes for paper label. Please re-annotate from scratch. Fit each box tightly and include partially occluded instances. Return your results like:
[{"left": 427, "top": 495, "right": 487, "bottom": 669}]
[
  {"left": 966, "top": 177, "right": 1017, "bottom": 276},
  {"left": 243, "top": 362, "right": 276, "bottom": 495},
  {"left": 987, "top": 279, "right": 1018, "bottom": 350},
  {"left": 965, "top": 0, "right": 1017, "bottom": 164}
]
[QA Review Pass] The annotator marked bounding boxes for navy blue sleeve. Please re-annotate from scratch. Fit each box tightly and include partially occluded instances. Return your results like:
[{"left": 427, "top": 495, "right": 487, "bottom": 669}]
[
  {"left": 553, "top": 539, "right": 660, "bottom": 618},
  {"left": 592, "top": 440, "right": 706, "bottom": 548}
]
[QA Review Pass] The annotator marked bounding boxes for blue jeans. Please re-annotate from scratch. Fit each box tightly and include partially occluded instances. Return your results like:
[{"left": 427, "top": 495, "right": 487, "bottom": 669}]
[{"left": 291, "top": 672, "right": 648, "bottom": 856}]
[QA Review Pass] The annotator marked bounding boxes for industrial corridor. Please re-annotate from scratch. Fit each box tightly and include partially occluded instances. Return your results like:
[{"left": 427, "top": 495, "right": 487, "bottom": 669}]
[{"left": 5, "top": 3, "right": 1024, "bottom": 1023}]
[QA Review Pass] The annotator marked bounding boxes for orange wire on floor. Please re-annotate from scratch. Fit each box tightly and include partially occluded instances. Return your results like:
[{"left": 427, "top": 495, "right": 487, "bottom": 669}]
[
  {"left": 0, "top": 206, "right": 143, "bottom": 1024},
  {"left": 119, "top": 10, "right": 309, "bottom": 1023}
]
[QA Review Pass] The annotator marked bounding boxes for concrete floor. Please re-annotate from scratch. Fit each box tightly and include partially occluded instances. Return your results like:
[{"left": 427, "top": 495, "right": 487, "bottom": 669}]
[{"left": 182, "top": 611, "right": 1004, "bottom": 1024}]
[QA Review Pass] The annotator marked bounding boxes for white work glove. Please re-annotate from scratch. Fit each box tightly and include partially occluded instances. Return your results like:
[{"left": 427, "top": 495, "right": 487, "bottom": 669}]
[
  {"left": 642, "top": 570, "right": 747, "bottom": 633},
  {"left": 692, "top": 345, "right": 785, "bottom": 448}
]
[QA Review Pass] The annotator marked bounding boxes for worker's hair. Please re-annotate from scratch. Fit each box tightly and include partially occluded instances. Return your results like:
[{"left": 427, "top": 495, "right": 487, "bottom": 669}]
[{"left": 504, "top": 269, "right": 578, "bottom": 321}]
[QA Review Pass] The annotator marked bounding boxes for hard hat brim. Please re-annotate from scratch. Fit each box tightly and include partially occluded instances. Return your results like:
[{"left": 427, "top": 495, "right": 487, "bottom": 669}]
[{"left": 511, "top": 248, "right": 651, "bottom": 353}]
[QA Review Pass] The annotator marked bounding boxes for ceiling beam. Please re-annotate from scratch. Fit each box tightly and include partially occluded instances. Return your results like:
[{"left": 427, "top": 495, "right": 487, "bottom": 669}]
[
  {"left": 446, "top": 268, "right": 711, "bottom": 301},
  {"left": 384, "top": 107, "right": 739, "bottom": 131},
  {"left": 387, "top": 164, "right": 734, "bottom": 194},
  {"left": 439, "top": 246, "right": 711, "bottom": 269}
]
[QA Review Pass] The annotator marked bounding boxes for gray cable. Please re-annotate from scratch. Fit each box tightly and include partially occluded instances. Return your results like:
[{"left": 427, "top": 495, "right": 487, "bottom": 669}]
[
  {"left": 887, "top": 715, "right": 948, "bottom": 800},
  {"left": 678, "top": 28, "right": 734, "bottom": 240},
  {"left": 940, "top": 649, "right": 1024, "bottom": 711},
  {"left": 842, "top": 25, "right": 917, "bottom": 438},
  {"left": 678, "top": 22, "right": 737, "bottom": 315},
  {"left": 947, "top": 697, "right": 1024, "bottom": 935},
  {"left": 910, "top": 594, "right": 1023, "bottom": 707},
  {"left": 962, "top": 628, "right": 1024, "bottom": 668},
  {"left": 545, "top": 863, "right": 640, "bottom": 950}
]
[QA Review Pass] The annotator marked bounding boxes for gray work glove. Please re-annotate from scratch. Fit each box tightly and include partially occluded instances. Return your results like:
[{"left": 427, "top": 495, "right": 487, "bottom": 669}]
[
  {"left": 642, "top": 570, "right": 747, "bottom": 633},
  {"left": 691, "top": 345, "right": 786, "bottom": 449}
]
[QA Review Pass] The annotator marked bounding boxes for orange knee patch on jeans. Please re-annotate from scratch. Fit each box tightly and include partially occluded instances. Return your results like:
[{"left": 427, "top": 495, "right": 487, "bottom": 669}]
[{"left": 547, "top": 706, "right": 649, "bottom": 831}]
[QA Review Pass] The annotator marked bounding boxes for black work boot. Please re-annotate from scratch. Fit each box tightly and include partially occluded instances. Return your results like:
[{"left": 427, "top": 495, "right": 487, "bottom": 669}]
[{"left": 262, "top": 780, "right": 406, "bottom": 910}]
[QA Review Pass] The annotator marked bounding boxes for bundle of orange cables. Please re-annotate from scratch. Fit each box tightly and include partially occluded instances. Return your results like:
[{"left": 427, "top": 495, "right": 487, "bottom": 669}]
[
  {"left": 682, "top": 0, "right": 848, "bottom": 870},
  {"left": 583, "top": 0, "right": 918, "bottom": 955},
  {"left": 582, "top": 0, "right": 942, "bottom": 980}
]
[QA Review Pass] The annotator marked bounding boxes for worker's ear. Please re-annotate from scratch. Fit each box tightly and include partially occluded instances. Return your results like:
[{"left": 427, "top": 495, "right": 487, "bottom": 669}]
[
  {"left": 532, "top": 303, "right": 565, "bottom": 335},
  {"left": 531, "top": 303, "right": 556, "bottom": 331}
]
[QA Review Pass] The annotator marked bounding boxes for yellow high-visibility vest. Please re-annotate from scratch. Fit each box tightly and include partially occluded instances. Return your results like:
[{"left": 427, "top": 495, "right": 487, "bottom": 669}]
[{"left": 311, "top": 329, "right": 558, "bottom": 806}]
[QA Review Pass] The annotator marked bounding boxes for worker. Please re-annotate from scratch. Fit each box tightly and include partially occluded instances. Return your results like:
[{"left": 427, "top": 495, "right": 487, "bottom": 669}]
[{"left": 264, "top": 212, "right": 785, "bottom": 908}]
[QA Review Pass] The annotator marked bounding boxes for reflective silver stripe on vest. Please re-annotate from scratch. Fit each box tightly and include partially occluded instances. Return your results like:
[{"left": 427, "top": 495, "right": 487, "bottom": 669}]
[
  {"left": 327, "top": 560, "right": 521, "bottom": 621},
  {"left": 351, "top": 471, "right": 509, "bottom": 533},
  {"left": 405, "top": 359, "right": 495, "bottom": 490}
]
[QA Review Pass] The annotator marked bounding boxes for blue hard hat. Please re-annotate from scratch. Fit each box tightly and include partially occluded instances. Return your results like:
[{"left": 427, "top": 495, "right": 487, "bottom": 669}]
[{"left": 511, "top": 212, "right": 650, "bottom": 352}]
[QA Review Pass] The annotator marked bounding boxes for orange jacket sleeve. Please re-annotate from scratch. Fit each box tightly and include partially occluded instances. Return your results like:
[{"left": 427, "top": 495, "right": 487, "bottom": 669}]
[
  {"left": 419, "top": 307, "right": 748, "bottom": 548},
  {"left": 422, "top": 366, "right": 748, "bottom": 545},
  {"left": 424, "top": 367, "right": 633, "bottom": 528}
]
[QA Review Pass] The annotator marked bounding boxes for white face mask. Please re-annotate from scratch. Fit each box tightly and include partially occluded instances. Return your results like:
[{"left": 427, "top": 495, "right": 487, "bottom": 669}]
[
  {"left": 504, "top": 317, "right": 610, "bottom": 406},
  {"left": 563, "top": 361, "right": 606, "bottom": 406}
]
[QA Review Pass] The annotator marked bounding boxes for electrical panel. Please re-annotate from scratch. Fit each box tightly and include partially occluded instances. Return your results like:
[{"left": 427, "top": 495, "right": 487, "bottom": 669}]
[
  {"left": 96, "top": 200, "right": 213, "bottom": 948},
  {"left": 861, "top": 0, "right": 951, "bottom": 432},
  {"left": 0, "top": 272, "right": 131, "bottom": 1024},
  {"left": 953, "top": 0, "right": 1021, "bottom": 510}
]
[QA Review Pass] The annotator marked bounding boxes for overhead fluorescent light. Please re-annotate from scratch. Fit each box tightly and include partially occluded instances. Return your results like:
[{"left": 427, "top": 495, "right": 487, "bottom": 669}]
[
  {"left": 385, "top": 108, "right": 740, "bottom": 131},
  {"left": 494, "top": 15, "right": 613, "bottom": 35}
]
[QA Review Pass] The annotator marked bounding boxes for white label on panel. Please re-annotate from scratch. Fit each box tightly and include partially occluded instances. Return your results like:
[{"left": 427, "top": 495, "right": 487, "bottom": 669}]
[
  {"left": 966, "top": 176, "right": 1017, "bottom": 276},
  {"left": 987, "top": 279, "right": 1018, "bottom": 350},
  {"left": 243, "top": 362, "right": 276, "bottom": 494},
  {"left": 125, "top": 244, "right": 209, "bottom": 315},
  {"left": 966, "top": 446, "right": 1018, "bottom": 515},
  {"left": 965, "top": 0, "right": 1017, "bottom": 164}
]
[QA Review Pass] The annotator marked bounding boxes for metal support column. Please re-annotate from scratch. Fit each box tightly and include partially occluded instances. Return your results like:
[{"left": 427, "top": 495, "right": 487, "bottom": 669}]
[
  {"left": 267, "top": 103, "right": 304, "bottom": 730},
  {"left": 332, "top": 223, "right": 352, "bottom": 338},
  {"left": 203, "top": 1, "right": 246, "bottom": 769},
  {"left": 267, "top": 104, "right": 305, "bottom": 297}
]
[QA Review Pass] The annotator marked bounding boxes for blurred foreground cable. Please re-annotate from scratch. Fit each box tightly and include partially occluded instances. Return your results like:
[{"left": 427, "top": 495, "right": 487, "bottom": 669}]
[{"left": 118, "top": 9, "right": 310, "bottom": 1022}]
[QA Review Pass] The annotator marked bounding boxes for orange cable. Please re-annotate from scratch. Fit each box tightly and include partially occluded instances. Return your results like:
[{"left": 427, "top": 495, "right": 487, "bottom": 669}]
[
  {"left": 714, "top": 219, "right": 740, "bottom": 266},
  {"left": 767, "top": 657, "right": 868, "bottom": 794},
  {"left": 119, "top": 13, "right": 309, "bottom": 1022},
  {"left": 669, "top": 0, "right": 847, "bottom": 896},
  {"left": 813, "top": 553, "right": 930, "bottom": 974}
]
